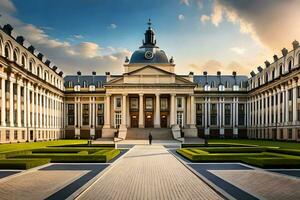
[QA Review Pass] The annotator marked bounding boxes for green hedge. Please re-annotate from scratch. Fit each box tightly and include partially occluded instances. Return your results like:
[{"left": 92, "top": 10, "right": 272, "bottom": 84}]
[
  {"left": 197, "top": 147, "right": 267, "bottom": 154},
  {"left": 0, "top": 150, "right": 32, "bottom": 159},
  {"left": 15, "top": 149, "right": 120, "bottom": 163},
  {"left": 0, "top": 158, "right": 50, "bottom": 169},
  {"left": 54, "top": 144, "right": 115, "bottom": 148},
  {"left": 242, "top": 157, "right": 300, "bottom": 168},
  {"left": 266, "top": 148, "right": 300, "bottom": 157},
  {"left": 181, "top": 143, "right": 256, "bottom": 148},
  {"left": 32, "top": 147, "right": 111, "bottom": 154}
]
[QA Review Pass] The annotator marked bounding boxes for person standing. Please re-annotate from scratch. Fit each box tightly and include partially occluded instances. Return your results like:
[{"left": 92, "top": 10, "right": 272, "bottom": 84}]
[{"left": 148, "top": 132, "right": 153, "bottom": 145}]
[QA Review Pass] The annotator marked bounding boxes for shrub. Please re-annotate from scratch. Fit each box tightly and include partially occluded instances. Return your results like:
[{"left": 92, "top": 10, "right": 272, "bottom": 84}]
[
  {"left": 266, "top": 148, "right": 300, "bottom": 156},
  {"left": 197, "top": 147, "right": 267, "bottom": 154},
  {"left": 1, "top": 150, "right": 32, "bottom": 158},
  {"left": 32, "top": 147, "right": 107, "bottom": 154},
  {"left": 0, "top": 158, "right": 50, "bottom": 169},
  {"left": 181, "top": 143, "right": 256, "bottom": 148},
  {"left": 242, "top": 157, "right": 300, "bottom": 169}
]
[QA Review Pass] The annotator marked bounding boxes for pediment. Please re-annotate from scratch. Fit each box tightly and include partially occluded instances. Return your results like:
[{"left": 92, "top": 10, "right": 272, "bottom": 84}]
[{"left": 126, "top": 65, "right": 174, "bottom": 76}]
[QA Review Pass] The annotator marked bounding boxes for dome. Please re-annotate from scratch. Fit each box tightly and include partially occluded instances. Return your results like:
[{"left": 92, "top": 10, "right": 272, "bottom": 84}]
[{"left": 129, "top": 49, "right": 170, "bottom": 64}]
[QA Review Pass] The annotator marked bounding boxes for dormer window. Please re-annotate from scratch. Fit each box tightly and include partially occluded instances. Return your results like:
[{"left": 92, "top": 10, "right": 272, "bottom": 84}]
[
  {"left": 211, "top": 81, "right": 215, "bottom": 88},
  {"left": 68, "top": 81, "right": 73, "bottom": 88}
]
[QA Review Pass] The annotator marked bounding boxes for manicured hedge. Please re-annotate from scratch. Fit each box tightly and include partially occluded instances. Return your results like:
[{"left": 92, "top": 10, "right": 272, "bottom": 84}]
[
  {"left": 0, "top": 158, "right": 50, "bottom": 169},
  {"left": 15, "top": 149, "right": 121, "bottom": 163},
  {"left": 197, "top": 147, "right": 267, "bottom": 153},
  {"left": 181, "top": 143, "right": 256, "bottom": 148},
  {"left": 54, "top": 144, "right": 115, "bottom": 148},
  {"left": 0, "top": 150, "right": 32, "bottom": 159},
  {"left": 266, "top": 148, "right": 300, "bottom": 157},
  {"left": 32, "top": 147, "right": 108, "bottom": 154},
  {"left": 242, "top": 157, "right": 300, "bottom": 169}
]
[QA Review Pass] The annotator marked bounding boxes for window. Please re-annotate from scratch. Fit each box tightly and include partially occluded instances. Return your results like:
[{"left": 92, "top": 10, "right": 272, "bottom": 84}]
[
  {"left": 210, "top": 103, "right": 217, "bottom": 125},
  {"left": 29, "top": 62, "right": 33, "bottom": 72},
  {"left": 130, "top": 98, "right": 138, "bottom": 110},
  {"left": 115, "top": 97, "right": 122, "bottom": 110},
  {"left": 67, "top": 104, "right": 75, "bottom": 125},
  {"left": 97, "top": 104, "right": 104, "bottom": 125},
  {"left": 177, "top": 112, "right": 183, "bottom": 127},
  {"left": 272, "top": 70, "right": 275, "bottom": 80},
  {"left": 21, "top": 56, "right": 25, "bottom": 67},
  {"left": 238, "top": 104, "right": 245, "bottom": 126},
  {"left": 82, "top": 104, "right": 89, "bottom": 125},
  {"left": 279, "top": 64, "right": 283, "bottom": 75},
  {"left": 145, "top": 97, "right": 153, "bottom": 110},
  {"left": 13, "top": 51, "right": 17, "bottom": 62},
  {"left": 298, "top": 129, "right": 300, "bottom": 139},
  {"left": 196, "top": 103, "right": 203, "bottom": 126},
  {"left": 114, "top": 112, "right": 122, "bottom": 128},
  {"left": 225, "top": 103, "right": 231, "bottom": 125},
  {"left": 177, "top": 98, "right": 183, "bottom": 109},
  {"left": 6, "top": 130, "right": 10, "bottom": 141},
  {"left": 160, "top": 98, "right": 168, "bottom": 110},
  {"left": 4, "top": 45, "right": 10, "bottom": 58},
  {"left": 83, "top": 81, "right": 87, "bottom": 88},
  {"left": 265, "top": 72, "right": 268, "bottom": 82},
  {"left": 14, "top": 130, "right": 17, "bottom": 140},
  {"left": 288, "top": 129, "right": 293, "bottom": 139},
  {"left": 288, "top": 60, "right": 292, "bottom": 71},
  {"left": 257, "top": 77, "right": 260, "bottom": 87},
  {"left": 289, "top": 89, "right": 292, "bottom": 101},
  {"left": 211, "top": 81, "right": 215, "bottom": 88}
]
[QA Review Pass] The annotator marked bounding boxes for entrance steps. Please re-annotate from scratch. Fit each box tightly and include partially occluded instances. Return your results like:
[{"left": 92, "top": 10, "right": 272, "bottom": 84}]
[{"left": 126, "top": 128, "right": 173, "bottom": 140}]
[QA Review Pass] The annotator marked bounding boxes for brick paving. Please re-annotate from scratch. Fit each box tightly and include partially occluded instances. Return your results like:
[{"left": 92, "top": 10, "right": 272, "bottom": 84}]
[
  {"left": 212, "top": 169, "right": 300, "bottom": 200},
  {"left": 78, "top": 145, "right": 223, "bottom": 200}
]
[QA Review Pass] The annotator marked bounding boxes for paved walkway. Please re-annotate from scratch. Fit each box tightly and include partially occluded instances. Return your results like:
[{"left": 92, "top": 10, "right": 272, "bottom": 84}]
[{"left": 78, "top": 145, "right": 223, "bottom": 200}]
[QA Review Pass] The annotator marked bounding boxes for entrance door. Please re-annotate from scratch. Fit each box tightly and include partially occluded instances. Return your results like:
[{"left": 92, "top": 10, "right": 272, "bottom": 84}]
[
  {"left": 161, "top": 114, "right": 168, "bottom": 128},
  {"left": 145, "top": 112, "right": 153, "bottom": 128},
  {"left": 131, "top": 114, "right": 138, "bottom": 128}
]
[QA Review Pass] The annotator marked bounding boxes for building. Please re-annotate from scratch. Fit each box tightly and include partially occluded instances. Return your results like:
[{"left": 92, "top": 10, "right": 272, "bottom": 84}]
[{"left": 0, "top": 21, "right": 299, "bottom": 143}]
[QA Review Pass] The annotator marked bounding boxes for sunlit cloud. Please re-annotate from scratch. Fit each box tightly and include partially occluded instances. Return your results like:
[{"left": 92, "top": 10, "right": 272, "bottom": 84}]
[
  {"left": 230, "top": 47, "right": 246, "bottom": 55},
  {"left": 178, "top": 14, "right": 185, "bottom": 21},
  {"left": 108, "top": 23, "right": 117, "bottom": 29},
  {"left": 200, "top": 15, "right": 210, "bottom": 24}
]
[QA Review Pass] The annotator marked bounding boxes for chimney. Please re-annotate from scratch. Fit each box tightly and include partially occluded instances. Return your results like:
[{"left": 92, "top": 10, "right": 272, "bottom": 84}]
[
  {"left": 37, "top": 53, "right": 44, "bottom": 61},
  {"left": 58, "top": 71, "right": 63, "bottom": 77},
  {"left": 257, "top": 66, "right": 263, "bottom": 72},
  {"left": 16, "top": 36, "right": 25, "bottom": 45},
  {"left": 264, "top": 60, "right": 270, "bottom": 68},
  {"left": 77, "top": 71, "right": 81, "bottom": 76},
  {"left": 250, "top": 71, "right": 256, "bottom": 77},
  {"left": 273, "top": 55, "right": 278, "bottom": 62},
  {"left": 44, "top": 60, "right": 51, "bottom": 67},
  {"left": 28, "top": 45, "right": 35, "bottom": 54},
  {"left": 292, "top": 40, "right": 299, "bottom": 50},
  {"left": 52, "top": 66, "right": 57, "bottom": 71},
  {"left": 105, "top": 72, "right": 110, "bottom": 76},
  {"left": 217, "top": 71, "right": 221, "bottom": 76},
  {"left": 232, "top": 71, "right": 237, "bottom": 76},
  {"left": 92, "top": 71, "right": 96, "bottom": 75},
  {"left": 281, "top": 48, "right": 288, "bottom": 56},
  {"left": 203, "top": 71, "right": 207, "bottom": 76},
  {"left": 3, "top": 24, "right": 13, "bottom": 35}
]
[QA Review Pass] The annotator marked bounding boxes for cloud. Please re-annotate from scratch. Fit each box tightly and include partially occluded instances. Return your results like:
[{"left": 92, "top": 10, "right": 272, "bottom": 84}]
[
  {"left": 230, "top": 47, "right": 246, "bottom": 55},
  {"left": 0, "top": 0, "right": 130, "bottom": 75},
  {"left": 178, "top": 14, "right": 185, "bottom": 21},
  {"left": 73, "top": 34, "right": 83, "bottom": 39},
  {"left": 108, "top": 23, "right": 117, "bottom": 29},
  {"left": 206, "top": 0, "right": 300, "bottom": 50},
  {"left": 180, "top": 0, "right": 190, "bottom": 6},
  {"left": 200, "top": 15, "right": 210, "bottom": 24}
]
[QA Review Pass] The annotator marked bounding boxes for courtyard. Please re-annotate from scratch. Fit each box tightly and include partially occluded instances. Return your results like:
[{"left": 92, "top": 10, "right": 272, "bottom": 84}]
[{"left": 0, "top": 139, "right": 299, "bottom": 200}]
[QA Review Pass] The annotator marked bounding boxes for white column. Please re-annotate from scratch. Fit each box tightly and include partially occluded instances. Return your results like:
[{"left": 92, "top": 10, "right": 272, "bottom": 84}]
[
  {"left": 89, "top": 97, "right": 92, "bottom": 127},
  {"left": 273, "top": 90, "right": 277, "bottom": 124},
  {"left": 121, "top": 94, "right": 127, "bottom": 127},
  {"left": 139, "top": 94, "right": 144, "bottom": 128},
  {"left": 277, "top": 90, "right": 281, "bottom": 124},
  {"left": 292, "top": 85, "right": 297, "bottom": 123},
  {"left": 9, "top": 80, "right": 14, "bottom": 127},
  {"left": 285, "top": 88, "right": 289, "bottom": 123},
  {"left": 190, "top": 95, "right": 196, "bottom": 126},
  {"left": 24, "top": 83, "right": 27, "bottom": 127},
  {"left": 74, "top": 99, "right": 77, "bottom": 127},
  {"left": 281, "top": 86, "right": 285, "bottom": 123},
  {"left": 35, "top": 89, "right": 39, "bottom": 128},
  {"left": 1, "top": 78, "right": 6, "bottom": 126},
  {"left": 39, "top": 90, "right": 43, "bottom": 128},
  {"left": 170, "top": 94, "right": 175, "bottom": 126},
  {"left": 31, "top": 90, "right": 35, "bottom": 128},
  {"left": 269, "top": 92, "right": 272, "bottom": 125},
  {"left": 232, "top": 98, "right": 236, "bottom": 127},
  {"left": 17, "top": 82, "right": 21, "bottom": 127},
  {"left": 154, "top": 93, "right": 160, "bottom": 128},
  {"left": 27, "top": 87, "right": 31, "bottom": 127},
  {"left": 103, "top": 95, "right": 111, "bottom": 128},
  {"left": 204, "top": 97, "right": 208, "bottom": 128},
  {"left": 43, "top": 93, "right": 46, "bottom": 128},
  {"left": 186, "top": 96, "right": 191, "bottom": 125}
]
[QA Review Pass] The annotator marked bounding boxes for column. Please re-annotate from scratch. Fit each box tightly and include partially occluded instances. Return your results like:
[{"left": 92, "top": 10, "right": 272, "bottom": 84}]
[
  {"left": 232, "top": 98, "right": 236, "bottom": 127},
  {"left": 139, "top": 94, "right": 144, "bottom": 128},
  {"left": 31, "top": 90, "right": 35, "bottom": 128},
  {"left": 292, "top": 84, "right": 297, "bottom": 123},
  {"left": 39, "top": 90, "right": 43, "bottom": 128},
  {"left": 204, "top": 97, "right": 208, "bottom": 128},
  {"left": 103, "top": 94, "right": 111, "bottom": 128},
  {"left": 261, "top": 94, "right": 264, "bottom": 125},
  {"left": 285, "top": 87, "right": 289, "bottom": 123},
  {"left": 89, "top": 97, "right": 92, "bottom": 127},
  {"left": 9, "top": 80, "right": 14, "bottom": 127},
  {"left": 24, "top": 83, "right": 27, "bottom": 128},
  {"left": 74, "top": 98, "right": 77, "bottom": 127},
  {"left": 154, "top": 93, "right": 160, "bottom": 128},
  {"left": 43, "top": 93, "right": 46, "bottom": 128},
  {"left": 186, "top": 95, "right": 191, "bottom": 125},
  {"left": 17, "top": 83, "right": 21, "bottom": 127},
  {"left": 1, "top": 78, "right": 6, "bottom": 126},
  {"left": 273, "top": 90, "right": 277, "bottom": 124},
  {"left": 190, "top": 95, "right": 196, "bottom": 126},
  {"left": 121, "top": 94, "right": 127, "bottom": 127},
  {"left": 35, "top": 89, "right": 39, "bottom": 128},
  {"left": 27, "top": 87, "right": 31, "bottom": 127},
  {"left": 46, "top": 95, "right": 49, "bottom": 128},
  {"left": 170, "top": 94, "right": 175, "bottom": 126},
  {"left": 277, "top": 90, "right": 281, "bottom": 124}
]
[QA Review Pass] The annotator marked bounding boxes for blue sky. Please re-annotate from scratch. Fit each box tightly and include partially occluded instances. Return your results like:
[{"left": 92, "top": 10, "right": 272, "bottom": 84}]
[{"left": 1, "top": 0, "right": 299, "bottom": 75}]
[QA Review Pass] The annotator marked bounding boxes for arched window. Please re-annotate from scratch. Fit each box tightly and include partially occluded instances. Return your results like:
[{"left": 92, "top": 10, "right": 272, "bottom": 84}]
[
  {"left": 4, "top": 45, "right": 10, "bottom": 58},
  {"left": 211, "top": 81, "right": 215, "bottom": 88},
  {"left": 21, "top": 56, "right": 26, "bottom": 67},
  {"left": 258, "top": 77, "right": 261, "bottom": 87},
  {"left": 29, "top": 61, "right": 33, "bottom": 72},
  {"left": 265, "top": 72, "right": 268, "bottom": 83},
  {"left": 13, "top": 51, "right": 18, "bottom": 62},
  {"left": 279, "top": 64, "right": 283, "bottom": 75},
  {"left": 83, "top": 81, "right": 87, "bottom": 88},
  {"left": 288, "top": 60, "right": 292, "bottom": 71},
  {"left": 68, "top": 81, "right": 73, "bottom": 88},
  {"left": 272, "top": 70, "right": 275, "bottom": 80},
  {"left": 298, "top": 53, "right": 300, "bottom": 68}
]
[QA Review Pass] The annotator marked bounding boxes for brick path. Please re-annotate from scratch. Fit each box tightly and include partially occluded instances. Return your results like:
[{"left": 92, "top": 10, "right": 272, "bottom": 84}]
[{"left": 78, "top": 145, "right": 223, "bottom": 200}]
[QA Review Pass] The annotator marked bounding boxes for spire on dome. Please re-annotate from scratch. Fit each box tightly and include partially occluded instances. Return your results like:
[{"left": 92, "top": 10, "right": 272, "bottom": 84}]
[{"left": 141, "top": 18, "right": 157, "bottom": 48}]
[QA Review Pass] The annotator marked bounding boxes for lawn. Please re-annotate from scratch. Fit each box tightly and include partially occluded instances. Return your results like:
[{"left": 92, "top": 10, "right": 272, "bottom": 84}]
[
  {"left": 177, "top": 145, "right": 300, "bottom": 169},
  {"left": 208, "top": 139, "right": 300, "bottom": 149},
  {"left": 0, "top": 140, "right": 120, "bottom": 169}
]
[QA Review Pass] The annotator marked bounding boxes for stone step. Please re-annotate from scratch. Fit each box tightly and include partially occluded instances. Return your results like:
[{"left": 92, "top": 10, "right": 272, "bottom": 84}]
[{"left": 126, "top": 128, "right": 173, "bottom": 140}]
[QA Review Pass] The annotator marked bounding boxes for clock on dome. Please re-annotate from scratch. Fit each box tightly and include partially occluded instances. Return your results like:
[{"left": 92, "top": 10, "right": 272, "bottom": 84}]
[{"left": 144, "top": 51, "right": 154, "bottom": 59}]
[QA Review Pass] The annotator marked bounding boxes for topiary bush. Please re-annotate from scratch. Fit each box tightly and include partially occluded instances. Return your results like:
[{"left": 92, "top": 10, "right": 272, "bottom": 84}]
[{"left": 0, "top": 158, "right": 50, "bottom": 169}]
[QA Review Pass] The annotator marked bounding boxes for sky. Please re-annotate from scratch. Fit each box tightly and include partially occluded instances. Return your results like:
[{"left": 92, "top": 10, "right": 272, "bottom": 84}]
[{"left": 0, "top": 0, "right": 299, "bottom": 76}]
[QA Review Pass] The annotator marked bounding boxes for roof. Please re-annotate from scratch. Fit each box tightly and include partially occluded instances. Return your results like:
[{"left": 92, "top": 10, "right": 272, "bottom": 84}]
[
  {"left": 193, "top": 75, "right": 248, "bottom": 88},
  {"left": 64, "top": 75, "right": 106, "bottom": 87},
  {"left": 129, "top": 48, "right": 170, "bottom": 64}
]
